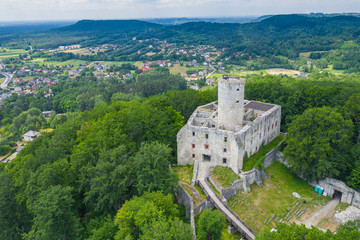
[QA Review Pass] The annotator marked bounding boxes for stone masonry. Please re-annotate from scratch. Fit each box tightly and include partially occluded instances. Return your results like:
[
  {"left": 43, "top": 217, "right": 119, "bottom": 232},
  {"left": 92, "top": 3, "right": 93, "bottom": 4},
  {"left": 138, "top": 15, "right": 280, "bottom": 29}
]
[{"left": 177, "top": 76, "right": 281, "bottom": 174}]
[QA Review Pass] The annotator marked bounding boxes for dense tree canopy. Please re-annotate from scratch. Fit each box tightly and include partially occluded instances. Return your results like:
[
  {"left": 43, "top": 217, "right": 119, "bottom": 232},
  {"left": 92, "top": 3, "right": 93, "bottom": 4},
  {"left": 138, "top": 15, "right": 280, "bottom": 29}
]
[{"left": 284, "top": 107, "right": 354, "bottom": 181}]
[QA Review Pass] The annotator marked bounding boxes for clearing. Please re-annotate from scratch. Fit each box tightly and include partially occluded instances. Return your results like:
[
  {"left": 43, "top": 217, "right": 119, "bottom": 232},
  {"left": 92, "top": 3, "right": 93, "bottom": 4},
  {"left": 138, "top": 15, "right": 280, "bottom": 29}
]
[
  {"left": 169, "top": 64, "right": 187, "bottom": 74},
  {"left": 299, "top": 51, "right": 328, "bottom": 59},
  {"left": 228, "top": 161, "right": 330, "bottom": 233},
  {"left": 265, "top": 68, "right": 300, "bottom": 75}
]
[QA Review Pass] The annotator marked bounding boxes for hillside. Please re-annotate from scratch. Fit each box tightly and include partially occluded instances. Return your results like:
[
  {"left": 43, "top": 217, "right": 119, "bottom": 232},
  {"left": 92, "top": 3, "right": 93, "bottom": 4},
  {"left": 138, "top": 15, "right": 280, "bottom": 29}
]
[{"left": 54, "top": 19, "right": 163, "bottom": 34}]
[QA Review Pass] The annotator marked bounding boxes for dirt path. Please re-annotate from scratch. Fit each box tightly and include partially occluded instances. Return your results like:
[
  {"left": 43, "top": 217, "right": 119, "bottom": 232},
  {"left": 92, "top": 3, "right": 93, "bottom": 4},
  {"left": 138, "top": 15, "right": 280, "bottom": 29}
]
[{"left": 299, "top": 198, "right": 339, "bottom": 229}]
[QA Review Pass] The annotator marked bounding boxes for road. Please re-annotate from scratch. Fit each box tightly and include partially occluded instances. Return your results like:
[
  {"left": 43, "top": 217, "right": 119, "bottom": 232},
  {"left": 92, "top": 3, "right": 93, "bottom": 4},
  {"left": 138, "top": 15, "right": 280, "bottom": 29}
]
[
  {"left": 0, "top": 72, "right": 13, "bottom": 89},
  {"left": 206, "top": 63, "right": 216, "bottom": 78}
]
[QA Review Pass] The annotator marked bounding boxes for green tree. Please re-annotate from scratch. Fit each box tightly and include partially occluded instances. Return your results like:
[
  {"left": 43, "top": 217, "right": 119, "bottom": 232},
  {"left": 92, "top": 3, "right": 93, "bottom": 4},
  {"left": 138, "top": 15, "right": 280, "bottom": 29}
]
[
  {"left": 344, "top": 93, "right": 360, "bottom": 141},
  {"left": 31, "top": 185, "right": 80, "bottom": 240},
  {"left": 197, "top": 210, "right": 226, "bottom": 240},
  {"left": 284, "top": 107, "right": 353, "bottom": 181},
  {"left": 114, "top": 191, "right": 181, "bottom": 240},
  {"left": 132, "top": 142, "right": 177, "bottom": 195},
  {"left": 140, "top": 218, "right": 193, "bottom": 240}
]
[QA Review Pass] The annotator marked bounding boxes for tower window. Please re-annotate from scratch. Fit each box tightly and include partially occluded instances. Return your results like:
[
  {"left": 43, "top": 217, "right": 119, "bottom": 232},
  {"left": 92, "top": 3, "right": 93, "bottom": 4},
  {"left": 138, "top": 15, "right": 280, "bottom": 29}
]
[
  {"left": 236, "top": 100, "right": 239, "bottom": 103},
  {"left": 192, "top": 132, "right": 195, "bottom": 136},
  {"left": 192, "top": 154, "right": 195, "bottom": 158},
  {"left": 205, "top": 134, "right": 208, "bottom": 139},
  {"left": 192, "top": 144, "right": 195, "bottom": 148},
  {"left": 224, "top": 148, "right": 227, "bottom": 152},
  {"left": 204, "top": 144, "right": 209, "bottom": 150},
  {"left": 236, "top": 88, "right": 240, "bottom": 91},
  {"left": 224, "top": 137, "right": 227, "bottom": 142},
  {"left": 272, "top": 124, "right": 274, "bottom": 129},
  {"left": 275, "top": 121, "right": 278, "bottom": 127},
  {"left": 223, "top": 158, "right": 227, "bottom": 164}
]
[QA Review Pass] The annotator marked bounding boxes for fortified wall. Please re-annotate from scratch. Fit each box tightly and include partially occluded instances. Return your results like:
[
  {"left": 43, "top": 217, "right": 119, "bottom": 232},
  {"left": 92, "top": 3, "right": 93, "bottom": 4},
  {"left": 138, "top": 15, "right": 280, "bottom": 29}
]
[{"left": 177, "top": 76, "right": 281, "bottom": 173}]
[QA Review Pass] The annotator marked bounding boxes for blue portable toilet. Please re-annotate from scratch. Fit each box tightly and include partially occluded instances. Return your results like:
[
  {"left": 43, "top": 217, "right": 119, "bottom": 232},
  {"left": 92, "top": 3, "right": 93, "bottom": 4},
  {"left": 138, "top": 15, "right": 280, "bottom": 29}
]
[
  {"left": 315, "top": 186, "right": 319, "bottom": 193},
  {"left": 318, "top": 187, "right": 324, "bottom": 195}
]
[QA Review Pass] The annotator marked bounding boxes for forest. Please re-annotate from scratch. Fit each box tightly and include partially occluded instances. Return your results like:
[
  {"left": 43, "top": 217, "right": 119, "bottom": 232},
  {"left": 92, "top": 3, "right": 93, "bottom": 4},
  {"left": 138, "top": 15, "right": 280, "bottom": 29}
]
[{"left": 0, "top": 13, "right": 360, "bottom": 240}]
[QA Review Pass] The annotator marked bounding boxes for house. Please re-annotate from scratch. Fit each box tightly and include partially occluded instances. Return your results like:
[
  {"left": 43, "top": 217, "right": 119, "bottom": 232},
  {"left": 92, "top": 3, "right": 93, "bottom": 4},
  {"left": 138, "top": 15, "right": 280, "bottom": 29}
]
[
  {"left": 140, "top": 66, "right": 152, "bottom": 71},
  {"left": 42, "top": 111, "right": 52, "bottom": 118},
  {"left": 206, "top": 78, "right": 215, "bottom": 85},
  {"left": 23, "top": 131, "right": 41, "bottom": 142}
]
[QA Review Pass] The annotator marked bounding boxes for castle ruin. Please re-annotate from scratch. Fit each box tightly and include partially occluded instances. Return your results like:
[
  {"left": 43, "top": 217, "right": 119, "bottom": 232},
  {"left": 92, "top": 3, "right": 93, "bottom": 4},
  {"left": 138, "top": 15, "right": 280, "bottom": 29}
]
[{"left": 177, "top": 76, "right": 281, "bottom": 173}]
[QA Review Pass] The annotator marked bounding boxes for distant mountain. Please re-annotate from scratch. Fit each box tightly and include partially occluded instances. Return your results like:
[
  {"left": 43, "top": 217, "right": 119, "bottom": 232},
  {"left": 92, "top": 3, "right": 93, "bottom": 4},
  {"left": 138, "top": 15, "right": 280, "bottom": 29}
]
[
  {"left": 141, "top": 17, "right": 258, "bottom": 25},
  {"left": 54, "top": 20, "right": 163, "bottom": 34}
]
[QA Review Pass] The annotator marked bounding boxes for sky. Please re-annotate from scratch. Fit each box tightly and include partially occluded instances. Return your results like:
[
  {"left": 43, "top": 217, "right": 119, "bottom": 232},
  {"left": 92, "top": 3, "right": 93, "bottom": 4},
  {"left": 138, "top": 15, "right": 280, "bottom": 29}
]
[{"left": 1, "top": 0, "right": 360, "bottom": 21}]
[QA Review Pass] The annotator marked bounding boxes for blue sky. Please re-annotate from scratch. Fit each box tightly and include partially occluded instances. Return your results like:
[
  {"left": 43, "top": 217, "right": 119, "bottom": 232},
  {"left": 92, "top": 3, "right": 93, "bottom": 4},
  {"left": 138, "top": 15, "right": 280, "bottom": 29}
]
[{"left": 1, "top": 0, "right": 360, "bottom": 21}]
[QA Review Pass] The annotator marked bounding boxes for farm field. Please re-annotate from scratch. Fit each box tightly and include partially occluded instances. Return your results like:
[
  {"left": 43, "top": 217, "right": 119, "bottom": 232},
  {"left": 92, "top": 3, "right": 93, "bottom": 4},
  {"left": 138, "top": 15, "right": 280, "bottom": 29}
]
[
  {"left": 0, "top": 48, "right": 28, "bottom": 58},
  {"left": 265, "top": 68, "right": 300, "bottom": 75}
]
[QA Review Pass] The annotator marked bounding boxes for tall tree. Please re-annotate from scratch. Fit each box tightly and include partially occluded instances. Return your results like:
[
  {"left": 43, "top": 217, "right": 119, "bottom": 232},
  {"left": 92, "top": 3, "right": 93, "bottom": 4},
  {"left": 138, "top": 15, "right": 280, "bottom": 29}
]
[
  {"left": 132, "top": 142, "right": 177, "bottom": 195},
  {"left": 196, "top": 210, "right": 226, "bottom": 240},
  {"left": 30, "top": 185, "right": 80, "bottom": 240},
  {"left": 284, "top": 107, "right": 353, "bottom": 181}
]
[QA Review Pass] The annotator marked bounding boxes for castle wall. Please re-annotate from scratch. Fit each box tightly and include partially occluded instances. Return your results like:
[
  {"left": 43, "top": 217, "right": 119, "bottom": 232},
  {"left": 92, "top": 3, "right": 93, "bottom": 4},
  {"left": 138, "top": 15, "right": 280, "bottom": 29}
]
[
  {"left": 177, "top": 124, "right": 240, "bottom": 173},
  {"left": 240, "top": 106, "right": 281, "bottom": 159},
  {"left": 177, "top": 105, "right": 281, "bottom": 173}
]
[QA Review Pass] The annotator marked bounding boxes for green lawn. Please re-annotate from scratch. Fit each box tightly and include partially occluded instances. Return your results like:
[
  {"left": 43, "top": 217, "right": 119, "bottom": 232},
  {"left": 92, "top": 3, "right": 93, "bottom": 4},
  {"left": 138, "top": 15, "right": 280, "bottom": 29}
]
[
  {"left": 211, "top": 166, "right": 240, "bottom": 189},
  {"left": 173, "top": 165, "right": 193, "bottom": 185},
  {"left": 228, "top": 162, "right": 330, "bottom": 234},
  {"left": 243, "top": 135, "right": 285, "bottom": 171}
]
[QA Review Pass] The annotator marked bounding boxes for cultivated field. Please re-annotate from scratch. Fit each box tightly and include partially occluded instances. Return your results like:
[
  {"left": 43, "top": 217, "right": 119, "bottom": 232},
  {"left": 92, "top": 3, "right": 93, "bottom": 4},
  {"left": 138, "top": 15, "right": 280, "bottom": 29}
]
[
  {"left": 0, "top": 48, "right": 28, "bottom": 59},
  {"left": 265, "top": 68, "right": 300, "bottom": 75}
]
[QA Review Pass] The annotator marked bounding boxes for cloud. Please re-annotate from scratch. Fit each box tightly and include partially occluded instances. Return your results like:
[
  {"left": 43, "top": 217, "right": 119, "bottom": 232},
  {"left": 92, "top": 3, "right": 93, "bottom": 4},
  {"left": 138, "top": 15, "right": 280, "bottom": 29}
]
[{"left": 0, "top": 0, "right": 359, "bottom": 21}]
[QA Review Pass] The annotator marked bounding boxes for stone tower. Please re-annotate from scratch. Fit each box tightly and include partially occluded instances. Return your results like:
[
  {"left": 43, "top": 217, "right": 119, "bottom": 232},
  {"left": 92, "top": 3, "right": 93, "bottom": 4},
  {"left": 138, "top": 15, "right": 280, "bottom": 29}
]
[{"left": 218, "top": 76, "right": 245, "bottom": 131}]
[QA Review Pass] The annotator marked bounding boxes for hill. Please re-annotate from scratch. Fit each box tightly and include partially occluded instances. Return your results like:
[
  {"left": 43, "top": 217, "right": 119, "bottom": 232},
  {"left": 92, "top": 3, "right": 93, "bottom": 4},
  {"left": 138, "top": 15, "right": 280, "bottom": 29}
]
[{"left": 55, "top": 19, "right": 163, "bottom": 34}]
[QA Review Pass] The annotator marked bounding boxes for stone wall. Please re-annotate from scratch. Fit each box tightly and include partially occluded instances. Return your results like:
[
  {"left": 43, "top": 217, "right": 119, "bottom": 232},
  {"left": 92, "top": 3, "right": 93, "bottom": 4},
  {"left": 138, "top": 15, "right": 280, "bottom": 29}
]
[
  {"left": 194, "top": 200, "right": 214, "bottom": 216},
  {"left": 177, "top": 184, "right": 196, "bottom": 239},
  {"left": 240, "top": 168, "right": 263, "bottom": 192},
  {"left": 177, "top": 184, "right": 193, "bottom": 218},
  {"left": 311, "top": 178, "right": 360, "bottom": 208}
]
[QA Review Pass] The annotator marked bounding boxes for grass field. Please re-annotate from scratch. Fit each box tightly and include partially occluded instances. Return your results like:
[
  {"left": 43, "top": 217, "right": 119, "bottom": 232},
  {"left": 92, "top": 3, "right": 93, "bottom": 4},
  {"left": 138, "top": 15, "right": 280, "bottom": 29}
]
[
  {"left": 243, "top": 135, "right": 285, "bottom": 171},
  {"left": 211, "top": 166, "right": 240, "bottom": 188},
  {"left": 169, "top": 64, "right": 187, "bottom": 74},
  {"left": 299, "top": 51, "right": 328, "bottom": 59},
  {"left": 0, "top": 49, "right": 27, "bottom": 59},
  {"left": 30, "top": 59, "right": 89, "bottom": 67},
  {"left": 228, "top": 162, "right": 330, "bottom": 233}
]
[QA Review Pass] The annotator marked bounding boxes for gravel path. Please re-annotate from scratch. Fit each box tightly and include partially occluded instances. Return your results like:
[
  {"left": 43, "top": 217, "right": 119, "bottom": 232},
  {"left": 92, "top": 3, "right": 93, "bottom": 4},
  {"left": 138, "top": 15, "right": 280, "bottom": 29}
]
[{"left": 302, "top": 198, "right": 339, "bottom": 228}]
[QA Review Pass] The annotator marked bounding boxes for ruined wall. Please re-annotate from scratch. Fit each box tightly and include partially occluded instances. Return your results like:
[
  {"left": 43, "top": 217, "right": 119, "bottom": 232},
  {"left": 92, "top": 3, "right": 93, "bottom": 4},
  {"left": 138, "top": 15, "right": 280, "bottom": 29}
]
[{"left": 240, "top": 106, "right": 281, "bottom": 159}]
